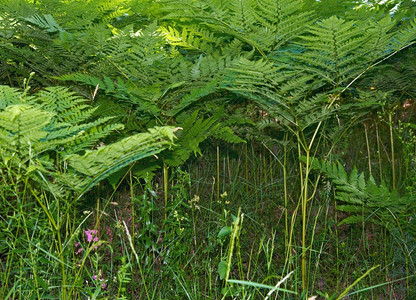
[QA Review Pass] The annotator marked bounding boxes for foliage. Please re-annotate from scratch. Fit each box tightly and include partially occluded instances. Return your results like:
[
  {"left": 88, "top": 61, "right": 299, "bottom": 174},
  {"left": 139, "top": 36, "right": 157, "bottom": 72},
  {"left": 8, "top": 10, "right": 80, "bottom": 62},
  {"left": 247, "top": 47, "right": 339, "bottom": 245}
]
[
  {"left": 1, "top": 0, "right": 416, "bottom": 298},
  {"left": 307, "top": 157, "right": 413, "bottom": 229},
  {"left": 0, "top": 83, "right": 178, "bottom": 194}
]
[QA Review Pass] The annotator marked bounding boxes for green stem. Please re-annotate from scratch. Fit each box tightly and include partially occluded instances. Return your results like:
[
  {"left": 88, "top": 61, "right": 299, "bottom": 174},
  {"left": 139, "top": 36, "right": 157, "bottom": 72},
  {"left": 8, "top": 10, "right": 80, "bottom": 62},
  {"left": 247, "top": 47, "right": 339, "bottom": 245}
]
[
  {"left": 388, "top": 112, "right": 396, "bottom": 190},
  {"left": 217, "top": 145, "right": 220, "bottom": 201},
  {"left": 164, "top": 163, "right": 168, "bottom": 220},
  {"left": 301, "top": 148, "right": 310, "bottom": 292},
  {"left": 364, "top": 122, "right": 372, "bottom": 176},
  {"left": 375, "top": 121, "right": 383, "bottom": 183},
  {"left": 283, "top": 133, "right": 289, "bottom": 254}
]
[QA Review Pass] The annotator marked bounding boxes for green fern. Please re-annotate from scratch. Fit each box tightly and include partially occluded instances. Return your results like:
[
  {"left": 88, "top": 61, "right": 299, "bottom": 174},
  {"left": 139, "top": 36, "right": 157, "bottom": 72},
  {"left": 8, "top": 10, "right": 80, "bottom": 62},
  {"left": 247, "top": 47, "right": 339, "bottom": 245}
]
[
  {"left": 66, "top": 126, "right": 179, "bottom": 192},
  {"left": 307, "top": 157, "right": 411, "bottom": 229},
  {"left": 164, "top": 110, "right": 244, "bottom": 166},
  {"left": 0, "top": 85, "right": 178, "bottom": 195}
]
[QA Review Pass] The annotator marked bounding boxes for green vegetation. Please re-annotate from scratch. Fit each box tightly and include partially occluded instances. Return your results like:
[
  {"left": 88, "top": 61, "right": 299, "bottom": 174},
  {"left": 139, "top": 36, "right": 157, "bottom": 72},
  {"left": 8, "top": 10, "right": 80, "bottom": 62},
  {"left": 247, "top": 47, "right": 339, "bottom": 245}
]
[{"left": 1, "top": 0, "right": 415, "bottom": 298}]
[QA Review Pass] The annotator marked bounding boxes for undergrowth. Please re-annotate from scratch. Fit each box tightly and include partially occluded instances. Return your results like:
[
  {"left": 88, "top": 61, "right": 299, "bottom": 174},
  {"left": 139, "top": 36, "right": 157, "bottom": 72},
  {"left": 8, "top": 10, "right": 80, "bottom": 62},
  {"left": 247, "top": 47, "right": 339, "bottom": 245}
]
[{"left": 1, "top": 0, "right": 416, "bottom": 299}]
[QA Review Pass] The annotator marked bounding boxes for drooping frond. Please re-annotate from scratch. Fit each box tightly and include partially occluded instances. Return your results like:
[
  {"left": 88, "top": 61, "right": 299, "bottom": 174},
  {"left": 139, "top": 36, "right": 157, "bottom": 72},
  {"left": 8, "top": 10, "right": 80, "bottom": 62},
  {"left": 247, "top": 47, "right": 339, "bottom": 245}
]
[{"left": 66, "top": 126, "right": 179, "bottom": 192}]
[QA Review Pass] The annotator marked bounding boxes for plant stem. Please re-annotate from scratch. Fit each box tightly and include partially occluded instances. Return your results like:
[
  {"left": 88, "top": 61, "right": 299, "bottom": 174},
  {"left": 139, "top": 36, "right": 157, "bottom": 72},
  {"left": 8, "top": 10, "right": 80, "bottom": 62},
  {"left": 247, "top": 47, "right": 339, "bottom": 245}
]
[
  {"left": 388, "top": 112, "right": 396, "bottom": 190},
  {"left": 217, "top": 145, "right": 220, "bottom": 201},
  {"left": 301, "top": 148, "right": 310, "bottom": 292},
  {"left": 375, "top": 121, "right": 383, "bottom": 183},
  {"left": 164, "top": 163, "right": 168, "bottom": 220},
  {"left": 283, "top": 133, "right": 289, "bottom": 253},
  {"left": 364, "top": 122, "right": 372, "bottom": 176}
]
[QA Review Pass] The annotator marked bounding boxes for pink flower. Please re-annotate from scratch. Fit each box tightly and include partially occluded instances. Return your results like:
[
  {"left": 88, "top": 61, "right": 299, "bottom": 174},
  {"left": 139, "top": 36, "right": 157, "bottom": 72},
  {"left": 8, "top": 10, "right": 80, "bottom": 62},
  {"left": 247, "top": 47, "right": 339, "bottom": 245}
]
[{"left": 84, "top": 229, "right": 99, "bottom": 243}]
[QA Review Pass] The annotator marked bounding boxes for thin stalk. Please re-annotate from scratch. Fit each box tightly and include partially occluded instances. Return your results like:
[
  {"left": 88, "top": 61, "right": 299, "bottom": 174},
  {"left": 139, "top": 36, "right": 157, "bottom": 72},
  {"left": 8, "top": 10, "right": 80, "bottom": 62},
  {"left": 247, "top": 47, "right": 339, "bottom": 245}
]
[
  {"left": 375, "top": 121, "right": 383, "bottom": 183},
  {"left": 129, "top": 171, "right": 136, "bottom": 292},
  {"left": 56, "top": 224, "right": 66, "bottom": 300},
  {"left": 301, "top": 148, "right": 310, "bottom": 292},
  {"left": 123, "top": 221, "right": 150, "bottom": 299},
  {"left": 283, "top": 133, "right": 289, "bottom": 253},
  {"left": 335, "top": 195, "right": 340, "bottom": 291},
  {"left": 388, "top": 112, "right": 396, "bottom": 190},
  {"left": 164, "top": 163, "right": 168, "bottom": 220},
  {"left": 245, "top": 143, "right": 248, "bottom": 194},
  {"left": 217, "top": 145, "right": 220, "bottom": 201},
  {"left": 364, "top": 122, "right": 372, "bottom": 176}
]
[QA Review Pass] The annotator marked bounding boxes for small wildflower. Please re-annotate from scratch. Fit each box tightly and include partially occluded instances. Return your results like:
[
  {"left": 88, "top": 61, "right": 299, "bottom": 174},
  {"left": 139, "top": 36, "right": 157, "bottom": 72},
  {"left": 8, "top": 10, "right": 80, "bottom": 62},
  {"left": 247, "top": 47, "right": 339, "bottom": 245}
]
[
  {"left": 74, "top": 241, "right": 83, "bottom": 254},
  {"left": 115, "top": 220, "right": 123, "bottom": 230},
  {"left": 189, "top": 195, "right": 201, "bottom": 210},
  {"left": 84, "top": 229, "right": 99, "bottom": 243}
]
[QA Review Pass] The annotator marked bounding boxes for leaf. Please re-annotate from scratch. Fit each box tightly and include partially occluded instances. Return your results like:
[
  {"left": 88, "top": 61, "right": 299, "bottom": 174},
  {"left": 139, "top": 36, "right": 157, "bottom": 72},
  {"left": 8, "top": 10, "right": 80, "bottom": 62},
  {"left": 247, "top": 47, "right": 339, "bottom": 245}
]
[
  {"left": 338, "top": 215, "right": 364, "bottom": 226},
  {"left": 226, "top": 279, "right": 297, "bottom": 294},
  {"left": 217, "top": 226, "right": 232, "bottom": 238},
  {"left": 218, "top": 260, "right": 227, "bottom": 280}
]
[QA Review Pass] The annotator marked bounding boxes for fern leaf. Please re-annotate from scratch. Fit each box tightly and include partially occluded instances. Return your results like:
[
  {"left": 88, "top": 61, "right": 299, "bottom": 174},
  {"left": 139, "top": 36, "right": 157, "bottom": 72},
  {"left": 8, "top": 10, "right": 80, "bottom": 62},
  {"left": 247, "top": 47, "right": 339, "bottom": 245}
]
[{"left": 67, "top": 126, "right": 179, "bottom": 192}]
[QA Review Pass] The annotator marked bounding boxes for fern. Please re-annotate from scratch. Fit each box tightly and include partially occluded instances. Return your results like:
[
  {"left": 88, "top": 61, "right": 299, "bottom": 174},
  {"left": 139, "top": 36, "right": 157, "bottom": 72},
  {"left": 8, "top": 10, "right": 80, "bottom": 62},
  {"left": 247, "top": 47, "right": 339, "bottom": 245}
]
[
  {"left": 307, "top": 157, "right": 411, "bottom": 229},
  {"left": 66, "top": 126, "right": 179, "bottom": 192},
  {"left": 164, "top": 110, "right": 244, "bottom": 166},
  {"left": 0, "top": 85, "right": 177, "bottom": 195}
]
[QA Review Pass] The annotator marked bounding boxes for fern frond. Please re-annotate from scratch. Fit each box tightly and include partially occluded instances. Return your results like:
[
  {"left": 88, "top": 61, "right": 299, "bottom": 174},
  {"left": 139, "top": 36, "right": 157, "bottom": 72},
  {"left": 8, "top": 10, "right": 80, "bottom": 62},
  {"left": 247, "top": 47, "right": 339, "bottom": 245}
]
[
  {"left": 24, "top": 14, "right": 64, "bottom": 33},
  {"left": 164, "top": 110, "right": 243, "bottom": 166},
  {"left": 252, "top": 0, "right": 314, "bottom": 50},
  {"left": 66, "top": 126, "right": 179, "bottom": 192},
  {"left": 308, "top": 157, "right": 410, "bottom": 229}
]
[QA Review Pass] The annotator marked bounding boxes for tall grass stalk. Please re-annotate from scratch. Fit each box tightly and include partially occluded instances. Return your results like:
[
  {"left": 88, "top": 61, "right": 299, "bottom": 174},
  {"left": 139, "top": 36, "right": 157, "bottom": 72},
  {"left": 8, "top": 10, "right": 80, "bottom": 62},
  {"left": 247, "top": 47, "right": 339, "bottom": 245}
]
[
  {"left": 388, "top": 111, "right": 396, "bottom": 190},
  {"left": 364, "top": 123, "right": 373, "bottom": 176},
  {"left": 164, "top": 163, "right": 168, "bottom": 220}
]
